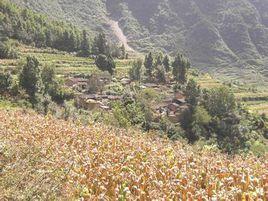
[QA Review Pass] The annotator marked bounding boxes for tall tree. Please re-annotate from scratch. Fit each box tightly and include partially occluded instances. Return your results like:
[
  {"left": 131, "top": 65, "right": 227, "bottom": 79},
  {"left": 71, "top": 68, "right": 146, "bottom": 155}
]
[
  {"left": 79, "top": 30, "right": 90, "bottom": 57},
  {"left": 92, "top": 32, "right": 109, "bottom": 55},
  {"left": 41, "top": 65, "right": 56, "bottom": 94},
  {"left": 185, "top": 79, "right": 201, "bottom": 107},
  {"left": 19, "top": 56, "right": 41, "bottom": 104},
  {"left": 144, "top": 52, "right": 154, "bottom": 78},
  {"left": 155, "top": 52, "right": 163, "bottom": 67},
  {"left": 129, "top": 59, "right": 142, "bottom": 81},
  {"left": 155, "top": 65, "right": 166, "bottom": 83},
  {"left": 120, "top": 44, "right": 126, "bottom": 59},
  {"left": 163, "top": 55, "right": 170, "bottom": 72},
  {"left": 172, "top": 53, "right": 188, "bottom": 84}
]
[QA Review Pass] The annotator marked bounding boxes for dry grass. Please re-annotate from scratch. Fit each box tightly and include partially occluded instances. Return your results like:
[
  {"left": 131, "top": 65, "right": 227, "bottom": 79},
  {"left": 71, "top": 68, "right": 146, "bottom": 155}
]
[{"left": 0, "top": 109, "right": 267, "bottom": 200}]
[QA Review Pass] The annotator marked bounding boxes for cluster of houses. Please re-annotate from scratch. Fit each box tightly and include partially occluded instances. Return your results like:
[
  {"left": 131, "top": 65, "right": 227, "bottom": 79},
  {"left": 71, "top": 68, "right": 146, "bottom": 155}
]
[
  {"left": 156, "top": 92, "right": 189, "bottom": 123},
  {"left": 64, "top": 75, "right": 189, "bottom": 123},
  {"left": 65, "top": 74, "right": 128, "bottom": 111}
]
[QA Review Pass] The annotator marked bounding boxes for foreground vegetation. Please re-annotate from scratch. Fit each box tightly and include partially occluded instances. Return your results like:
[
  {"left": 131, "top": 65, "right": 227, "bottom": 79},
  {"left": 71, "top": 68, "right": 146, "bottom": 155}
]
[{"left": 0, "top": 109, "right": 267, "bottom": 200}]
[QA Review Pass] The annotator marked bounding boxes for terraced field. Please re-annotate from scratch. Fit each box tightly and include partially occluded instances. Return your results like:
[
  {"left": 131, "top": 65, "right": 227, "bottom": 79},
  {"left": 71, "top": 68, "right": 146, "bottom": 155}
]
[
  {"left": 0, "top": 45, "right": 134, "bottom": 77},
  {"left": 0, "top": 45, "right": 267, "bottom": 114},
  {"left": 194, "top": 74, "right": 268, "bottom": 115}
]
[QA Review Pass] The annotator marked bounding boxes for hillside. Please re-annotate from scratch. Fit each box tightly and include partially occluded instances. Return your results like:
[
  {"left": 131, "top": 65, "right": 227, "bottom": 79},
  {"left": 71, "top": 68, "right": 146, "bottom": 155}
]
[
  {"left": 10, "top": 0, "right": 268, "bottom": 83},
  {"left": 0, "top": 109, "right": 267, "bottom": 200}
]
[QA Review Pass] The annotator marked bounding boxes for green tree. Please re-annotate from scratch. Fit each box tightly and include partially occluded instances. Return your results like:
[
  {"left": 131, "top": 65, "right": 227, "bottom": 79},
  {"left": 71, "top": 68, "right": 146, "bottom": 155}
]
[
  {"left": 0, "top": 72, "right": 12, "bottom": 94},
  {"left": 92, "top": 32, "right": 109, "bottom": 55},
  {"left": 78, "top": 30, "right": 91, "bottom": 57},
  {"left": 41, "top": 65, "right": 56, "bottom": 94},
  {"left": 163, "top": 55, "right": 170, "bottom": 72},
  {"left": 120, "top": 44, "right": 126, "bottom": 59},
  {"left": 129, "top": 59, "right": 142, "bottom": 81},
  {"left": 155, "top": 65, "right": 166, "bottom": 83},
  {"left": 172, "top": 53, "right": 188, "bottom": 84},
  {"left": 203, "top": 87, "right": 236, "bottom": 118},
  {"left": 185, "top": 79, "right": 201, "bottom": 107},
  {"left": 19, "top": 56, "right": 41, "bottom": 104},
  {"left": 144, "top": 52, "right": 154, "bottom": 78},
  {"left": 155, "top": 52, "right": 163, "bottom": 67},
  {"left": 95, "top": 54, "right": 116, "bottom": 75}
]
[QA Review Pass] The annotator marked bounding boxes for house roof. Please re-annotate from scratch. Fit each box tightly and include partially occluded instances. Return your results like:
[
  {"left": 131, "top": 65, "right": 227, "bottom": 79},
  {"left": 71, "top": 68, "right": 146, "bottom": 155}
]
[{"left": 174, "top": 92, "right": 185, "bottom": 100}]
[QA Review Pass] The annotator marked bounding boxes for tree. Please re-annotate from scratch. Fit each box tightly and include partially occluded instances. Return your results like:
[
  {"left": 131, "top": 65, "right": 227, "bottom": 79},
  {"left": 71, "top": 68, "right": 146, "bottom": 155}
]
[
  {"left": 163, "top": 55, "right": 170, "bottom": 72},
  {"left": 144, "top": 52, "right": 154, "bottom": 78},
  {"left": 203, "top": 87, "right": 236, "bottom": 118},
  {"left": 172, "top": 53, "right": 188, "bottom": 84},
  {"left": 172, "top": 53, "right": 181, "bottom": 82},
  {"left": 155, "top": 65, "right": 166, "bottom": 83},
  {"left": 92, "top": 32, "right": 109, "bottom": 55},
  {"left": 78, "top": 30, "right": 90, "bottom": 57},
  {"left": 155, "top": 52, "right": 163, "bottom": 67},
  {"left": 95, "top": 54, "right": 116, "bottom": 75},
  {"left": 129, "top": 59, "right": 142, "bottom": 81},
  {"left": 19, "top": 56, "right": 41, "bottom": 104},
  {"left": 120, "top": 44, "right": 126, "bottom": 59},
  {"left": 41, "top": 65, "right": 56, "bottom": 94},
  {"left": 0, "top": 72, "right": 12, "bottom": 94},
  {"left": 185, "top": 79, "right": 201, "bottom": 107}
]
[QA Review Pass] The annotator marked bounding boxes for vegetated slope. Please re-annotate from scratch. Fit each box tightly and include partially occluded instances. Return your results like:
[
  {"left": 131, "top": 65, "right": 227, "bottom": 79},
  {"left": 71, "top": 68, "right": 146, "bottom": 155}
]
[
  {"left": 0, "top": 109, "right": 267, "bottom": 200},
  {"left": 9, "top": 0, "right": 110, "bottom": 37},
  {"left": 11, "top": 1, "right": 268, "bottom": 73},
  {"left": 0, "top": 0, "right": 85, "bottom": 53}
]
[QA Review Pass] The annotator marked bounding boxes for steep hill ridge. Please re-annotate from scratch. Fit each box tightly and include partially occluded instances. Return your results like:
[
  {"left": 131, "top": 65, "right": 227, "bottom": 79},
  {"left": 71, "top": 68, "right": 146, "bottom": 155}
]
[{"left": 10, "top": 0, "right": 268, "bottom": 80}]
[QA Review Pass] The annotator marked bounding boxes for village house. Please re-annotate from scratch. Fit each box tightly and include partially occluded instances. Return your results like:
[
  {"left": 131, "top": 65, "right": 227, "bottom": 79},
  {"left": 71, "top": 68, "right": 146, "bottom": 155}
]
[
  {"left": 174, "top": 92, "right": 186, "bottom": 103},
  {"left": 154, "top": 91, "right": 189, "bottom": 123},
  {"left": 75, "top": 93, "right": 122, "bottom": 111},
  {"left": 120, "top": 77, "right": 131, "bottom": 85},
  {"left": 65, "top": 77, "right": 88, "bottom": 92}
]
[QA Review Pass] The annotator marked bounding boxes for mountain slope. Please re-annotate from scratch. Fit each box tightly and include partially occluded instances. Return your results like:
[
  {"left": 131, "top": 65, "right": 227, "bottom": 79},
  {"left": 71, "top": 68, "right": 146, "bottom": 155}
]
[{"left": 10, "top": 0, "right": 268, "bottom": 78}]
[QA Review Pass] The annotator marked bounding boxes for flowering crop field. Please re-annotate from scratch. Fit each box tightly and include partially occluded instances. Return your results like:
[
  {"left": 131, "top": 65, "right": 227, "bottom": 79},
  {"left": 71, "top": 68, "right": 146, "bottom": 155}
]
[{"left": 0, "top": 109, "right": 267, "bottom": 200}]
